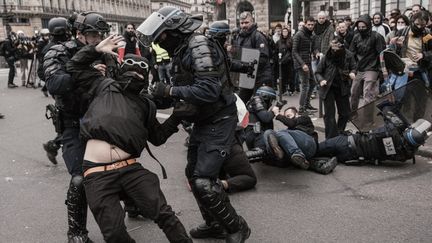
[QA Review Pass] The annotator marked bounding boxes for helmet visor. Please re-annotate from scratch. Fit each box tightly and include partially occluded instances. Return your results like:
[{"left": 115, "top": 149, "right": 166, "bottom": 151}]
[
  {"left": 136, "top": 9, "right": 184, "bottom": 47},
  {"left": 136, "top": 12, "right": 169, "bottom": 47}
]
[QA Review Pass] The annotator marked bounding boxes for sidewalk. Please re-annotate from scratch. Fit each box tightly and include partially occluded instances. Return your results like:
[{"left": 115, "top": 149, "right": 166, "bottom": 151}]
[{"left": 276, "top": 92, "right": 432, "bottom": 159}]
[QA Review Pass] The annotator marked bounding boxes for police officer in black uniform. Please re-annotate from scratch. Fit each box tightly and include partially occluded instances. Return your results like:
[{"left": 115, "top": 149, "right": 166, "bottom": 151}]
[
  {"left": 43, "top": 12, "right": 110, "bottom": 243},
  {"left": 137, "top": 7, "right": 251, "bottom": 243},
  {"left": 40, "top": 17, "right": 73, "bottom": 165}
]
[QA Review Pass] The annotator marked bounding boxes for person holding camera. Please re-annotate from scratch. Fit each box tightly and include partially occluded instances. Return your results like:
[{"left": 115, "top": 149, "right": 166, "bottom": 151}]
[{"left": 315, "top": 37, "right": 356, "bottom": 139}]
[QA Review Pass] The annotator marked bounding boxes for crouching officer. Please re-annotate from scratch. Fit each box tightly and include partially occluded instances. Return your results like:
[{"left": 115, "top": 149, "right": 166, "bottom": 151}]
[
  {"left": 43, "top": 11, "right": 110, "bottom": 243},
  {"left": 137, "top": 7, "right": 251, "bottom": 243}
]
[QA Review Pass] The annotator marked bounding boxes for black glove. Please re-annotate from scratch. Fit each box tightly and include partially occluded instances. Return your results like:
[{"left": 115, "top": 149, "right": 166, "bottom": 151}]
[
  {"left": 172, "top": 101, "right": 199, "bottom": 121},
  {"left": 150, "top": 82, "right": 171, "bottom": 98},
  {"left": 245, "top": 60, "right": 257, "bottom": 78}
]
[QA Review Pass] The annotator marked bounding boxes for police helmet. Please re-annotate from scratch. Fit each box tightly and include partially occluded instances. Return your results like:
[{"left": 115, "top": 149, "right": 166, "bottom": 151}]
[
  {"left": 256, "top": 86, "right": 277, "bottom": 102},
  {"left": 403, "top": 119, "right": 432, "bottom": 146},
  {"left": 208, "top": 21, "right": 230, "bottom": 39},
  {"left": 74, "top": 12, "right": 110, "bottom": 35},
  {"left": 136, "top": 6, "right": 203, "bottom": 47},
  {"left": 48, "top": 17, "right": 69, "bottom": 36}
]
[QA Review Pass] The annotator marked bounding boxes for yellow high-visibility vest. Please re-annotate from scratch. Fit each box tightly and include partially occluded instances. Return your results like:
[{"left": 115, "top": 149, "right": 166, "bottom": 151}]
[{"left": 151, "top": 42, "right": 170, "bottom": 63}]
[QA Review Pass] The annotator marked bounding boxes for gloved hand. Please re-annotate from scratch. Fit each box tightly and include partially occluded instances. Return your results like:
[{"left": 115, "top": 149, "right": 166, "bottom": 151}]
[
  {"left": 246, "top": 60, "right": 257, "bottom": 78},
  {"left": 150, "top": 82, "right": 171, "bottom": 98}
]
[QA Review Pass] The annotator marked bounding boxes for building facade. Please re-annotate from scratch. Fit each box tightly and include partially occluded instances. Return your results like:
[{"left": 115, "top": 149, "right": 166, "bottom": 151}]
[{"left": 0, "top": 0, "right": 152, "bottom": 39}]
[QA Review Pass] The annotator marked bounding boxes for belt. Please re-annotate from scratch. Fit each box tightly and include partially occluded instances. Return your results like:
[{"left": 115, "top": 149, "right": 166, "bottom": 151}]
[{"left": 83, "top": 159, "right": 137, "bottom": 177}]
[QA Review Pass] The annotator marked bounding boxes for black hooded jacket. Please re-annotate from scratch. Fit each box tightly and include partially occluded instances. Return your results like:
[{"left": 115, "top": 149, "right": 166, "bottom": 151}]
[{"left": 349, "top": 14, "right": 386, "bottom": 72}]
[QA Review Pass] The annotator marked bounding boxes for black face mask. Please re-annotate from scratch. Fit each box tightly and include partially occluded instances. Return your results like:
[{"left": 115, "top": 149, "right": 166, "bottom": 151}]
[
  {"left": 159, "top": 31, "right": 182, "bottom": 55},
  {"left": 358, "top": 28, "right": 369, "bottom": 37},
  {"left": 411, "top": 24, "right": 424, "bottom": 37},
  {"left": 118, "top": 72, "right": 148, "bottom": 94}
]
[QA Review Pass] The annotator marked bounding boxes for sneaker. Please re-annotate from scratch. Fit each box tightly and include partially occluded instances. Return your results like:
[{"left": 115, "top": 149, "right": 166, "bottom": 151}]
[
  {"left": 226, "top": 216, "right": 251, "bottom": 243},
  {"left": 267, "top": 133, "right": 284, "bottom": 160},
  {"left": 190, "top": 222, "right": 227, "bottom": 239},
  {"left": 310, "top": 156, "right": 338, "bottom": 174},
  {"left": 43, "top": 142, "right": 59, "bottom": 165},
  {"left": 290, "top": 154, "right": 310, "bottom": 169},
  {"left": 306, "top": 104, "right": 318, "bottom": 111},
  {"left": 8, "top": 83, "right": 18, "bottom": 88},
  {"left": 0, "top": 113, "right": 4, "bottom": 119}
]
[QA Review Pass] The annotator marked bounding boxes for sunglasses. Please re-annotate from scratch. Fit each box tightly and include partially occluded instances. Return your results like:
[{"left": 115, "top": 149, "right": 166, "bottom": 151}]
[{"left": 121, "top": 59, "right": 149, "bottom": 70}]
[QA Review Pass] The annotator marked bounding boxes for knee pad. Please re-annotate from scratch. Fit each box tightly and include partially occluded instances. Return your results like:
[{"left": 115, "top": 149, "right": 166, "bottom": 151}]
[
  {"left": 71, "top": 175, "right": 84, "bottom": 189},
  {"left": 191, "top": 178, "right": 222, "bottom": 201}
]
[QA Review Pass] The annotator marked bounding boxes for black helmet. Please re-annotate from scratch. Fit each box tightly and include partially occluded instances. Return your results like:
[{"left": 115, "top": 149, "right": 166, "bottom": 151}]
[
  {"left": 136, "top": 6, "right": 203, "bottom": 47},
  {"left": 256, "top": 86, "right": 277, "bottom": 102},
  {"left": 208, "top": 21, "right": 230, "bottom": 39},
  {"left": 48, "top": 17, "right": 70, "bottom": 36},
  {"left": 74, "top": 12, "right": 110, "bottom": 35}
]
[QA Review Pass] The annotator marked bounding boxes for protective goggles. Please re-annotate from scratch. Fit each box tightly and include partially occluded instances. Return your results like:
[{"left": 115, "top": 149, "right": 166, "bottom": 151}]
[{"left": 121, "top": 59, "right": 149, "bottom": 70}]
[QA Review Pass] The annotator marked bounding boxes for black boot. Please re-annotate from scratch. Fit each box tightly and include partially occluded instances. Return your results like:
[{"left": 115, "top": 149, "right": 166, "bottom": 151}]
[
  {"left": 245, "top": 148, "right": 266, "bottom": 162},
  {"left": 225, "top": 216, "right": 251, "bottom": 243},
  {"left": 66, "top": 176, "right": 91, "bottom": 243},
  {"left": 267, "top": 133, "right": 284, "bottom": 160},
  {"left": 190, "top": 221, "right": 227, "bottom": 239},
  {"left": 191, "top": 179, "right": 249, "bottom": 241},
  {"left": 309, "top": 156, "right": 338, "bottom": 174},
  {"left": 43, "top": 140, "right": 60, "bottom": 165}
]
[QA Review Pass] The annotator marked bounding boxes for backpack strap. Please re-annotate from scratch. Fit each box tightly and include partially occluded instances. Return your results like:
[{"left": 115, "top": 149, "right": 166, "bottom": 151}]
[{"left": 144, "top": 142, "right": 167, "bottom": 179}]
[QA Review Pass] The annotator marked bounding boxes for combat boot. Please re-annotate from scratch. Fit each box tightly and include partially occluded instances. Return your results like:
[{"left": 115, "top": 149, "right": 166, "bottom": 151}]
[
  {"left": 226, "top": 216, "right": 251, "bottom": 243},
  {"left": 190, "top": 222, "right": 227, "bottom": 239},
  {"left": 310, "top": 156, "right": 338, "bottom": 174},
  {"left": 267, "top": 133, "right": 284, "bottom": 160},
  {"left": 68, "top": 235, "right": 93, "bottom": 243},
  {"left": 43, "top": 140, "right": 59, "bottom": 165},
  {"left": 290, "top": 154, "right": 310, "bottom": 169}
]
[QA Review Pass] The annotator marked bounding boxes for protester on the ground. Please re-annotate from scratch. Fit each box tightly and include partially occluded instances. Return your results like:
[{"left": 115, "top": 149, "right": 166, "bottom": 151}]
[{"left": 315, "top": 38, "right": 356, "bottom": 139}]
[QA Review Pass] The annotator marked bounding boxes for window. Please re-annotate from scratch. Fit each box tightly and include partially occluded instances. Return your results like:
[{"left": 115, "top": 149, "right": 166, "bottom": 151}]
[{"left": 338, "top": 2, "right": 350, "bottom": 10}]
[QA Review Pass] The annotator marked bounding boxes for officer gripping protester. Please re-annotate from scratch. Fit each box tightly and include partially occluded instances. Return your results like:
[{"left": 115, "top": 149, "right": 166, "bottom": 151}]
[{"left": 137, "top": 7, "right": 251, "bottom": 243}]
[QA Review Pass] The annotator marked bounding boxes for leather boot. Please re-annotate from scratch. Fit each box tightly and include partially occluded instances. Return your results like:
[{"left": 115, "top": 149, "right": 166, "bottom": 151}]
[
  {"left": 310, "top": 156, "right": 338, "bottom": 174},
  {"left": 190, "top": 221, "right": 227, "bottom": 239},
  {"left": 66, "top": 176, "right": 91, "bottom": 243},
  {"left": 225, "top": 216, "right": 251, "bottom": 243}
]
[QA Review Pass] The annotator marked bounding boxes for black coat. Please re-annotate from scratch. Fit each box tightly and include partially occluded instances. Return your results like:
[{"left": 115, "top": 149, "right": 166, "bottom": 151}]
[
  {"left": 349, "top": 15, "right": 386, "bottom": 72},
  {"left": 315, "top": 49, "right": 357, "bottom": 99},
  {"left": 292, "top": 28, "right": 314, "bottom": 69}
]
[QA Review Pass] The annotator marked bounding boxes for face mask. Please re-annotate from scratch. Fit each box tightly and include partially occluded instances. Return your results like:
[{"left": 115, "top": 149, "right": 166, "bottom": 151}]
[
  {"left": 358, "top": 28, "right": 369, "bottom": 37},
  {"left": 159, "top": 32, "right": 181, "bottom": 55},
  {"left": 396, "top": 25, "right": 405, "bottom": 31},
  {"left": 411, "top": 24, "right": 424, "bottom": 37}
]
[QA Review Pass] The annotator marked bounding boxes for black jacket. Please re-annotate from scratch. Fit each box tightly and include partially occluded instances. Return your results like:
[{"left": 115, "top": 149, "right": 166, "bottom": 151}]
[
  {"left": 232, "top": 24, "right": 273, "bottom": 85},
  {"left": 292, "top": 28, "right": 314, "bottom": 69},
  {"left": 67, "top": 46, "right": 180, "bottom": 157},
  {"left": 315, "top": 49, "right": 357, "bottom": 99},
  {"left": 275, "top": 36, "right": 293, "bottom": 64},
  {"left": 349, "top": 15, "right": 386, "bottom": 72},
  {"left": 275, "top": 114, "right": 318, "bottom": 142}
]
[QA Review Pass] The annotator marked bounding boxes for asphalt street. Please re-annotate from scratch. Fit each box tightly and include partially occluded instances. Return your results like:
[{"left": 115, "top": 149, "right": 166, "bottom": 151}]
[{"left": 1, "top": 69, "right": 432, "bottom": 243}]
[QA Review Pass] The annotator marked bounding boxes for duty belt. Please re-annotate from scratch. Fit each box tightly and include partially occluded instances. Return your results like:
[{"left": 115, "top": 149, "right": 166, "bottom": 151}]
[{"left": 83, "top": 158, "right": 137, "bottom": 177}]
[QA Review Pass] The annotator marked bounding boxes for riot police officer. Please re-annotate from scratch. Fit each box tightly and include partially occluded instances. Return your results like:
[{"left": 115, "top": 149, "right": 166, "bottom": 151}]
[
  {"left": 43, "top": 12, "right": 110, "bottom": 243},
  {"left": 40, "top": 17, "right": 73, "bottom": 165},
  {"left": 137, "top": 7, "right": 251, "bottom": 243}
]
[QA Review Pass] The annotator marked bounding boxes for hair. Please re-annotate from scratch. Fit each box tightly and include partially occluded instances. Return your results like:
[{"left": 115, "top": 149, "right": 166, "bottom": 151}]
[
  {"left": 240, "top": 11, "right": 254, "bottom": 21},
  {"left": 305, "top": 17, "right": 315, "bottom": 23},
  {"left": 396, "top": 15, "right": 410, "bottom": 26},
  {"left": 344, "top": 16, "right": 352, "bottom": 21},
  {"left": 125, "top": 23, "right": 135, "bottom": 29},
  {"left": 284, "top": 106, "right": 298, "bottom": 114},
  {"left": 412, "top": 4, "right": 424, "bottom": 10},
  {"left": 412, "top": 10, "right": 429, "bottom": 22},
  {"left": 275, "top": 23, "right": 282, "bottom": 29}
]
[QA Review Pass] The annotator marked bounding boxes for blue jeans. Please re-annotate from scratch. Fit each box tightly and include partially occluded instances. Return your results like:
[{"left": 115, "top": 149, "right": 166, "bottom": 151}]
[
  {"left": 158, "top": 62, "right": 172, "bottom": 84},
  {"left": 265, "top": 129, "right": 316, "bottom": 159}
]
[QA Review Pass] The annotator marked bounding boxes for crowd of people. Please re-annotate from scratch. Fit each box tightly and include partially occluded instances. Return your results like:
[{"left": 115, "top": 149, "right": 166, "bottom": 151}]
[{"left": 1, "top": 3, "right": 432, "bottom": 243}]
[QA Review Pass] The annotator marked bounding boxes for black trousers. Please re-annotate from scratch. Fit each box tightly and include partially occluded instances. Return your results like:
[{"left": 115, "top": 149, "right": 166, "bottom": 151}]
[
  {"left": 219, "top": 143, "right": 257, "bottom": 193},
  {"left": 6, "top": 57, "right": 16, "bottom": 84},
  {"left": 323, "top": 86, "right": 351, "bottom": 139},
  {"left": 62, "top": 127, "right": 85, "bottom": 176},
  {"left": 84, "top": 163, "right": 190, "bottom": 243},
  {"left": 317, "top": 135, "right": 356, "bottom": 162}
]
